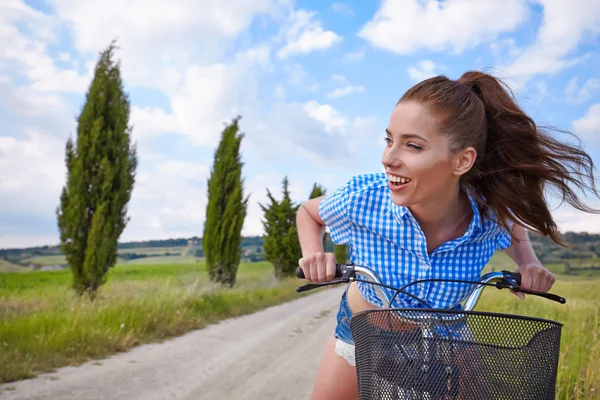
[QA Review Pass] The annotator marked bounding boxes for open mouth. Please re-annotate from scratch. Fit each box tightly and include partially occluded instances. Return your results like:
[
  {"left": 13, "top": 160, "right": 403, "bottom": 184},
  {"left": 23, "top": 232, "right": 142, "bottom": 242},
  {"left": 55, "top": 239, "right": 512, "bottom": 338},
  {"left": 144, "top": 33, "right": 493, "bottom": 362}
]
[{"left": 387, "top": 173, "right": 412, "bottom": 187}]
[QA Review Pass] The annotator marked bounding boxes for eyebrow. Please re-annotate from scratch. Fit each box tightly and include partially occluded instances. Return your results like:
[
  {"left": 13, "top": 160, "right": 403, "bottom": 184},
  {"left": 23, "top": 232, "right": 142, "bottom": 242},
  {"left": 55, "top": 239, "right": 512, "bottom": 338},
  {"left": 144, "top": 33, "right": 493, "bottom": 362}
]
[{"left": 385, "top": 128, "right": 429, "bottom": 143}]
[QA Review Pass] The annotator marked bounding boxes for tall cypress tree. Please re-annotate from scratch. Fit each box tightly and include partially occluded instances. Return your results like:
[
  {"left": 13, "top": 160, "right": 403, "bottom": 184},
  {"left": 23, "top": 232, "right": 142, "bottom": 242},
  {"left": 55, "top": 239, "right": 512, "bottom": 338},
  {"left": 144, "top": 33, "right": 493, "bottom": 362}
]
[
  {"left": 309, "top": 183, "right": 326, "bottom": 200},
  {"left": 56, "top": 41, "right": 137, "bottom": 299},
  {"left": 203, "top": 116, "right": 249, "bottom": 287},
  {"left": 260, "top": 177, "right": 302, "bottom": 279}
]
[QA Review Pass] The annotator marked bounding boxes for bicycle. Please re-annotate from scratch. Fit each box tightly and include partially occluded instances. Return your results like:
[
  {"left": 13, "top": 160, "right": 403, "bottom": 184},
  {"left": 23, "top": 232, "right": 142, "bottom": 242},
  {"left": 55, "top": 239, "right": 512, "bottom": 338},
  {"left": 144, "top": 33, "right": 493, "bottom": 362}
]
[{"left": 296, "top": 263, "right": 566, "bottom": 400}]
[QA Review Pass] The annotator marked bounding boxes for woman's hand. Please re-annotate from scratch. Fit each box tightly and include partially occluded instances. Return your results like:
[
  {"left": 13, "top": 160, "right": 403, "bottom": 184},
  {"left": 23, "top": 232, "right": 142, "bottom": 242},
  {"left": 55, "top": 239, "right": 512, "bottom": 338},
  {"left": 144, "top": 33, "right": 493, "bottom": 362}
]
[
  {"left": 298, "top": 252, "right": 338, "bottom": 282},
  {"left": 513, "top": 263, "right": 556, "bottom": 299}
]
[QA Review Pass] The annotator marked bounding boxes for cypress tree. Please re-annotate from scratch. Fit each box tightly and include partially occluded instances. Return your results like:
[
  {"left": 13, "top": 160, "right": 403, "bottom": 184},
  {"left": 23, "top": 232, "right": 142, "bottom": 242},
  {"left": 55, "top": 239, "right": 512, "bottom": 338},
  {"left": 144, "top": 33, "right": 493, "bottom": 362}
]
[
  {"left": 308, "top": 183, "right": 326, "bottom": 199},
  {"left": 260, "top": 177, "right": 302, "bottom": 279},
  {"left": 56, "top": 41, "right": 137, "bottom": 299},
  {"left": 202, "top": 116, "right": 249, "bottom": 287}
]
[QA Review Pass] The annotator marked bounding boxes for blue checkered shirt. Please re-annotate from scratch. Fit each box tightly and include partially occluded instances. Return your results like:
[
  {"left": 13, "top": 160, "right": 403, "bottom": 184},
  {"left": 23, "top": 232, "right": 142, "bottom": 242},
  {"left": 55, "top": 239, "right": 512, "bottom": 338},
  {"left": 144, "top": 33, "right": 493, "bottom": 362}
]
[{"left": 319, "top": 173, "right": 513, "bottom": 309}]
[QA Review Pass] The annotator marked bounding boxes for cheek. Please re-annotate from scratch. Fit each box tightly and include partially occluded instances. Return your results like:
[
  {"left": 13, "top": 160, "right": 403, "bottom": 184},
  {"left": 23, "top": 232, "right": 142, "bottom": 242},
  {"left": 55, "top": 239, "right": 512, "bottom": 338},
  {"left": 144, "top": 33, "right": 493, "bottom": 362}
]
[{"left": 412, "top": 156, "right": 453, "bottom": 186}]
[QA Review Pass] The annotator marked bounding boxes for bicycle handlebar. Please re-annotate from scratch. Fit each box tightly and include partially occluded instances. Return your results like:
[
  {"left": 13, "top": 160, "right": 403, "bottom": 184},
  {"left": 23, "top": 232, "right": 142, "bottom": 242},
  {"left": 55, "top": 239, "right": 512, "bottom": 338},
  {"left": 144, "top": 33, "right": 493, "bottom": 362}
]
[{"left": 295, "top": 264, "right": 566, "bottom": 310}]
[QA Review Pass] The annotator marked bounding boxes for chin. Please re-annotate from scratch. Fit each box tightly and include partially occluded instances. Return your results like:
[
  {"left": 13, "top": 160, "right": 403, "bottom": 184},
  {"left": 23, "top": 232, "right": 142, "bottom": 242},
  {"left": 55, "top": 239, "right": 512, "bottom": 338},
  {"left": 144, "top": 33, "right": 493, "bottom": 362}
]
[{"left": 389, "top": 192, "right": 413, "bottom": 207}]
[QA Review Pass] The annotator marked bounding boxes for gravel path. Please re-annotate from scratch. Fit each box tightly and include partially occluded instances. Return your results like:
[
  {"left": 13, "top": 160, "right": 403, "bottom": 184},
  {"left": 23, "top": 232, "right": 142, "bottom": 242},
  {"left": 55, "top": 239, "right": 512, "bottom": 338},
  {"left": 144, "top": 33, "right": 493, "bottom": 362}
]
[{"left": 0, "top": 286, "right": 345, "bottom": 400}]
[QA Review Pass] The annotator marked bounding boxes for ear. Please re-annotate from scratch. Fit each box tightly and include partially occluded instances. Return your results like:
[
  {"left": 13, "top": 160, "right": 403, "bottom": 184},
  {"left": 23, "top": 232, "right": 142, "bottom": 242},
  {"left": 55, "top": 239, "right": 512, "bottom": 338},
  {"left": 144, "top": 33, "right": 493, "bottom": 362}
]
[{"left": 452, "top": 147, "right": 477, "bottom": 177}]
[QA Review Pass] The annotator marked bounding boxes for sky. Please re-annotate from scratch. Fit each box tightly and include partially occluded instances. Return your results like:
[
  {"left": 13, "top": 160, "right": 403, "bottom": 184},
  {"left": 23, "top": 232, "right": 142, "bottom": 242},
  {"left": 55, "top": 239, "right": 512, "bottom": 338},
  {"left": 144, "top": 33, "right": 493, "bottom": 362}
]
[{"left": 1, "top": 0, "right": 599, "bottom": 249}]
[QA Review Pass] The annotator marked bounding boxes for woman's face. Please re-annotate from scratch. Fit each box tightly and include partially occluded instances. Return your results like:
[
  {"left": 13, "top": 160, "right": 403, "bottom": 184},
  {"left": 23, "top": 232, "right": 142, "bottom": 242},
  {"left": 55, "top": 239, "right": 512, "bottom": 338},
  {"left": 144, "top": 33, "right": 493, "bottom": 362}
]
[{"left": 382, "top": 101, "right": 461, "bottom": 208}]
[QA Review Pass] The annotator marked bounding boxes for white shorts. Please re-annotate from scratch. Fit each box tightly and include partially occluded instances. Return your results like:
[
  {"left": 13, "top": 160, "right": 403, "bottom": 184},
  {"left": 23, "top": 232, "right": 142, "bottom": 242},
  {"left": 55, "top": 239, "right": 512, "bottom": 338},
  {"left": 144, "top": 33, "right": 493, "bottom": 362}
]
[{"left": 334, "top": 338, "right": 356, "bottom": 367}]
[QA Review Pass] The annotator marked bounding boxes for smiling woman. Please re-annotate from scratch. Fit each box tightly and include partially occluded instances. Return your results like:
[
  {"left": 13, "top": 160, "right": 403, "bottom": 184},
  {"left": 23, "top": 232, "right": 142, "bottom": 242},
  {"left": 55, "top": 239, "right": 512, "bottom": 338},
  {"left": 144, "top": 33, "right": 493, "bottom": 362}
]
[{"left": 296, "top": 70, "right": 600, "bottom": 400}]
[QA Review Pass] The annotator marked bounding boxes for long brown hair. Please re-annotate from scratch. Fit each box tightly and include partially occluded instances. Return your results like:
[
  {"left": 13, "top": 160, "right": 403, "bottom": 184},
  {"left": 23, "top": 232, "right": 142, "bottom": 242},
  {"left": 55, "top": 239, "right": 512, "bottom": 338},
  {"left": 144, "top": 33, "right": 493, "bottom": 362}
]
[{"left": 399, "top": 71, "right": 599, "bottom": 246}]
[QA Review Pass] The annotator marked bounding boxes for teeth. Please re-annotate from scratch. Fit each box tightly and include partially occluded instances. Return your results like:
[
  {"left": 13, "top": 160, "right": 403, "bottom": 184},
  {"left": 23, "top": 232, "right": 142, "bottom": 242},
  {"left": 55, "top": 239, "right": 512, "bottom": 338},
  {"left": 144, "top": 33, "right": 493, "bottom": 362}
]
[{"left": 387, "top": 174, "right": 411, "bottom": 184}]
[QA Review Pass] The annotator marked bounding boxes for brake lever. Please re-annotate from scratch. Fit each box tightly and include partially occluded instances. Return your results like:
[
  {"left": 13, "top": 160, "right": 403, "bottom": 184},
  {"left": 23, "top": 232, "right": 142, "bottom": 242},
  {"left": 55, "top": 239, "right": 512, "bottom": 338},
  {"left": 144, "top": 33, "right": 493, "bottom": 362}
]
[
  {"left": 509, "top": 287, "right": 566, "bottom": 304},
  {"left": 495, "top": 280, "right": 566, "bottom": 304},
  {"left": 296, "top": 278, "right": 346, "bottom": 293}
]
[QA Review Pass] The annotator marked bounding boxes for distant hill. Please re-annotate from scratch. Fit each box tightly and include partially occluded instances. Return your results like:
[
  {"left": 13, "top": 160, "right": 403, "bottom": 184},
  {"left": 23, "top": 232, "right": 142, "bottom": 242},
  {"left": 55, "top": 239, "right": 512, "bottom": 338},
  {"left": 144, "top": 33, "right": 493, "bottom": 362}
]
[
  {"left": 0, "top": 235, "right": 336, "bottom": 267},
  {"left": 528, "top": 231, "right": 600, "bottom": 263},
  {"left": 2, "top": 231, "right": 599, "bottom": 268}
]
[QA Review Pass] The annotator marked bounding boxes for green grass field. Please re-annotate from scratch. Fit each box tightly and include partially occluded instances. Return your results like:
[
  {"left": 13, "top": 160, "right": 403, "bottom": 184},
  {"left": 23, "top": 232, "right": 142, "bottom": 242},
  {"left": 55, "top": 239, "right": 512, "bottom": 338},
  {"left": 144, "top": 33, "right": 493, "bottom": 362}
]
[
  {"left": 0, "top": 261, "right": 306, "bottom": 384},
  {"left": 0, "top": 260, "right": 28, "bottom": 273},
  {"left": 1, "top": 253, "right": 598, "bottom": 399}
]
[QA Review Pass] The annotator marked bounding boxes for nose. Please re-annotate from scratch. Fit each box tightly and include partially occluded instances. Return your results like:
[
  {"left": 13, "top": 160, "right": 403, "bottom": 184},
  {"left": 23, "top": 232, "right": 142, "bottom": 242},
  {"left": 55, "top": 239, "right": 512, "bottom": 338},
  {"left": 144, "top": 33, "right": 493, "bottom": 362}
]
[{"left": 382, "top": 146, "right": 402, "bottom": 169}]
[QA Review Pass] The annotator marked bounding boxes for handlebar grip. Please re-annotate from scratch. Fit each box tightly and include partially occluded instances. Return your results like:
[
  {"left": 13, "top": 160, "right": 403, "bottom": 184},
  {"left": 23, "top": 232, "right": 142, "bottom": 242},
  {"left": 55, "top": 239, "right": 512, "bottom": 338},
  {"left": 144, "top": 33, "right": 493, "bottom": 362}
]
[
  {"left": 510, "top": 272, "right": 521, "bottom": 286},
  {"left": 296, "top": 264, "right": 344, "bottom": 280}
]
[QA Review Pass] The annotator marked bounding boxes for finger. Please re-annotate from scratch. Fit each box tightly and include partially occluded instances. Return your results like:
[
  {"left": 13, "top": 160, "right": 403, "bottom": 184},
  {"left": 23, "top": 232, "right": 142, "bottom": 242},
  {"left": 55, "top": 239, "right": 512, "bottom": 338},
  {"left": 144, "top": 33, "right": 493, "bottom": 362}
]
[
  {"left": 511, "top": 291, "right": 525, "bottom": 300},
  {"left": 530, "top": 269, "right": 543, "bottom": 292},
  {"left": 309, "top": 254, "right": 320, "bottom": 282},
  {"left": 519, "top": 266, "right": 533, "bottom": 291},
  {"left": 298, "top": 258, "right": 307, "bottom": 280},
  {"left": 540, "top": 273, "right": 556, "bottom": 293},
  {"left": 316, "top": 252, "right": 327, "bottom": 282},
  {"left": 305, "top": 255, "right": 315, "bottom": 282},
  {"left": 325, "top": 253, "right": 336, "bottom": 281}
]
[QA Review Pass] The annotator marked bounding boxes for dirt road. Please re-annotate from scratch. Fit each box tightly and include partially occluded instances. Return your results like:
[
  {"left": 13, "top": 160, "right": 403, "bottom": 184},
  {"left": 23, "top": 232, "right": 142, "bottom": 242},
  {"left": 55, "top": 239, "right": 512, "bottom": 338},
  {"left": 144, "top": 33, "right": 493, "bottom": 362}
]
[{"left": 0, "top": 286, "right": 345, "bottom": 400}]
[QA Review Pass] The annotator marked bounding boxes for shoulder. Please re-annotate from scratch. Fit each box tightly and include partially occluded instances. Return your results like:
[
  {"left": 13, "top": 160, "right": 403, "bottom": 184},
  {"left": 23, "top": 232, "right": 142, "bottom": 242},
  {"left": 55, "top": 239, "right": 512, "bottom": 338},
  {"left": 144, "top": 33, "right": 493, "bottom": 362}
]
[
  {"left": 474, "top": 206, "right": 513, "bottom": 250},
  {"left": 345, "top": 172, "right": 389, "bottom": 195},
  {"left": 319, "top": 172, "right": 390, "bottom": 222}
]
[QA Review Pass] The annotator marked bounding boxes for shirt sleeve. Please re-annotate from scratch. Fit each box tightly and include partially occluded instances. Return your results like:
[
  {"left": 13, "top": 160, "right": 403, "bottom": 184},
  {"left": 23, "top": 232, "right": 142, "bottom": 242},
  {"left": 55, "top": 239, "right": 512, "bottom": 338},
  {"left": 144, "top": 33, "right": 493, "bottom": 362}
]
[
  {"left": 496, "top": 220, "right": 514, "bottom": 250},
  {"left": 318, "top": 181, "right": 353, "bottom": 245}
]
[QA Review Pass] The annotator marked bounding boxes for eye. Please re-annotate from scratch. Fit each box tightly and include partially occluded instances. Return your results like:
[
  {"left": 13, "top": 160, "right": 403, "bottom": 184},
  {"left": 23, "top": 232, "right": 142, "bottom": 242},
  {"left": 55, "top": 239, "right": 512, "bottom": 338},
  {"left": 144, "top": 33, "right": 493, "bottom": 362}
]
[
  {"left": 384, "top": 137, "right": 392, "bottom": 146},
  {"left": 407, "top": 143, "right": 423, "bottom": 150}
]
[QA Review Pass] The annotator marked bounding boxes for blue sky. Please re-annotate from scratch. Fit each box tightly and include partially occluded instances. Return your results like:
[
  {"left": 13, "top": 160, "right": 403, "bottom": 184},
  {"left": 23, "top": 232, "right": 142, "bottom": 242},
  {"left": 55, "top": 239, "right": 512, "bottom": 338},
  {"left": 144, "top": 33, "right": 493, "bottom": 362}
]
[{"left": 1, "top": 0, "right": 599, "bottom": 249}]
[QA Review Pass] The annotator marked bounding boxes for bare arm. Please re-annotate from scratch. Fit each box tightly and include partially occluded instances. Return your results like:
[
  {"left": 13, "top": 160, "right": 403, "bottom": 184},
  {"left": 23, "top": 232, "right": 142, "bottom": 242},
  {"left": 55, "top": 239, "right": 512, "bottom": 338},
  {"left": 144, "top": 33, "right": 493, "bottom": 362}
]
[
  {"left": 296, "top": 196, "right": 327, "bottom": 257},
  {"left": 296, "top": 196, "right": 337, "bottom": 281},
  {"left": 504, "top": 223, "right": 555, "bottom": 295},
  {"left": 504, "top": 223, "right": 541, "bottom": 267}
]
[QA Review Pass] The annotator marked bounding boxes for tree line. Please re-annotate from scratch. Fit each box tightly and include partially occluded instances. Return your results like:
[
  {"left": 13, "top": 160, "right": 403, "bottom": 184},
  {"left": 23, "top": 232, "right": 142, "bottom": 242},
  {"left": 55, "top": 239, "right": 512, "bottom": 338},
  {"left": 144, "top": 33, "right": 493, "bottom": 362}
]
[{"left": 55, "top": 41, "right": 346, "bottom": 298}]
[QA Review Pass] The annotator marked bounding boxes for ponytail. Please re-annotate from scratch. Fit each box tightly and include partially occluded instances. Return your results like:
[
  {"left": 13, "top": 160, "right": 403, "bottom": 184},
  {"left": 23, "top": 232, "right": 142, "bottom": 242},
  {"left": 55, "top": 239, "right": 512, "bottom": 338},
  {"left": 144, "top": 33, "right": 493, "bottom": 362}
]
[{"left": 400, "top": 71, "right": 599, "bottom": 245}]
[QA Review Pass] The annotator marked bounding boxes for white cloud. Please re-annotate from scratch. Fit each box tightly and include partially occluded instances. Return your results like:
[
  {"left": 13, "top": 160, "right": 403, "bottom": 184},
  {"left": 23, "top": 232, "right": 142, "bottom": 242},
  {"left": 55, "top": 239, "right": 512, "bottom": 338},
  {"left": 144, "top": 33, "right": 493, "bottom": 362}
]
[
  {"left": 303, "top": 100, "right": 347, "bottom": 133},
  {"left": 0, "top": 132, "right": 65, "bottom": 219},
  {"left": 572, "top": 103, "right": 600, "bottom": 144},
  {"left": 284, "top": 63, "right": 308, "bottom": 86},
  {"left": 500, "top": 0, "right": 600, "bottom": 87},
  {"left": 277, "top": 9, "right": 342, "bottom": 59},
  {"left": 123, "top": 160, "right": 211, "bottom": 241},
  {"left": 49, "top": 0, "right": 287, "bottom": 91},
  {"left": 358, "top": 0, "right": 528, "bottom": 55},
  {"left": 327, "top": 85, "right": 365, "bottom": 99},
  {"left": 129, "top": 45, "right": 270, "bottom": 148},
  {"left": 242, "top": 172, "right": 306, "bottom": 236},
  {"left": 0, "top": 1, "right": 91, "bottom": 94},
  {"left": 489, "top": 38, "right": 521, "bottom": 61},
  {"left": 553, "top": 204, "right": 600, "bottom": 233},
  {"left": 331, "top": 2, "right": 354, "bottom": 17},
  {"left": 244, "top": 100, "right": 377, "bottom": 169},
  {"left": 273, "top": 85, "right": 286, "bottom": 99},
  {"left": 407, "top": 60, "right": 443, "bottom": 82},
  {"left": 566, "top": 77, "right": 600, "bottom": 105},
  {"left": 130, "top": 106, "right": 179, "bottom": 143}
]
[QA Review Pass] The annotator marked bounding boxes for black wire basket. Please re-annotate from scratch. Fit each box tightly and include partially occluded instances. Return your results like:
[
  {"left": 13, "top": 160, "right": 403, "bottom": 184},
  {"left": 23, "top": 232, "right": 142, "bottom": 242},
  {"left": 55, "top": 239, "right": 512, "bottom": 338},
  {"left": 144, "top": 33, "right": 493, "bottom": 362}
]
[{"left": 350, "top": 308, "right": 562, "bottom": 400}]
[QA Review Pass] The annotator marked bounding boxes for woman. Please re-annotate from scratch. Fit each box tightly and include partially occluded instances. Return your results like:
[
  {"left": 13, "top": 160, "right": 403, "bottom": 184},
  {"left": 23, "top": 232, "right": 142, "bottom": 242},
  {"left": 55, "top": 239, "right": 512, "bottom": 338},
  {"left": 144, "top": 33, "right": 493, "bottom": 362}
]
[{"left": 296, "top": 71, "right": 599, "bottom": 400}]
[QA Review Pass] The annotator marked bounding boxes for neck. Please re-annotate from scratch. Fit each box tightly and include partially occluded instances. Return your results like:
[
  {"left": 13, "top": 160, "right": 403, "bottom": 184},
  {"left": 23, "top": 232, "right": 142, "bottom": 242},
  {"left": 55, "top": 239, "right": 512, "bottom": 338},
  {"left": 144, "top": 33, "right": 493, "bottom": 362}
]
[{"left": 408, "top": 184, "right": 470, "bottom": 233}]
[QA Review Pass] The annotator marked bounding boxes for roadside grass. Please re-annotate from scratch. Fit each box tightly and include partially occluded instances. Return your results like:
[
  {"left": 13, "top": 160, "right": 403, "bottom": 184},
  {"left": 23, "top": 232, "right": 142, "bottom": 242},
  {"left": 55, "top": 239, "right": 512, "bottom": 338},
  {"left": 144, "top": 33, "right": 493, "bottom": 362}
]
[
  {"left": 1, "top": 254, "right": 598, "bottom": 398},
  {"left": 476, "top": 273, "right": 599, "bottom": 399},
  {"left": 0, "top": 261, "right": 306, "bottom": 383}
]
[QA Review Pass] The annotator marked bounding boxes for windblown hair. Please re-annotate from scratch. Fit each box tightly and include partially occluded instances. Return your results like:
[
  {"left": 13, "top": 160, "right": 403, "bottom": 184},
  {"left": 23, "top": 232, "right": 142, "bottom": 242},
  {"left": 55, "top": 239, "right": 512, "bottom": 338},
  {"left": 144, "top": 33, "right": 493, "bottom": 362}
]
[{"left": 399, "top": 71, "right": 599, "bottom": 246}]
